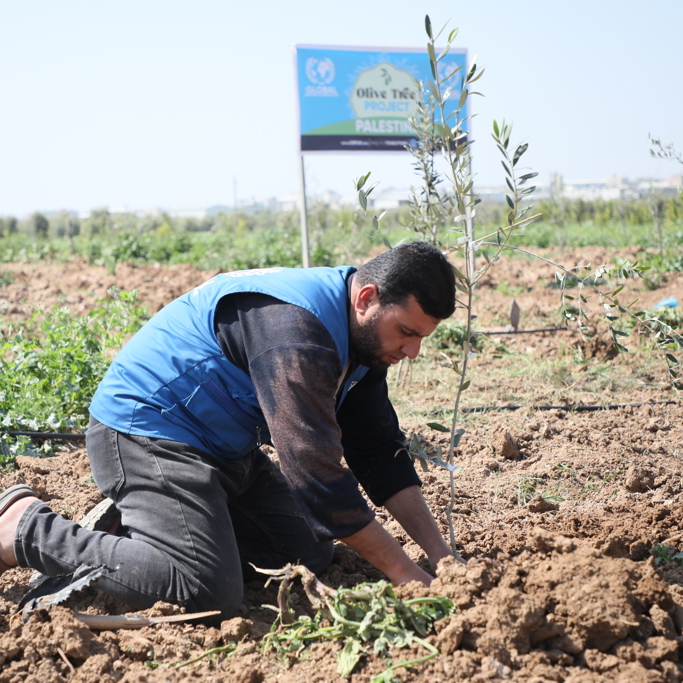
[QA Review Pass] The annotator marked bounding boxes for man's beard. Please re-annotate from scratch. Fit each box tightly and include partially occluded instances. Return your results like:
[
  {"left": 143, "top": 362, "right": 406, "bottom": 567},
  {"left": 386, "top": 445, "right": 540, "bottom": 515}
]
[{"left": 350, "top": 311, "right": 388, "bottom": 371}]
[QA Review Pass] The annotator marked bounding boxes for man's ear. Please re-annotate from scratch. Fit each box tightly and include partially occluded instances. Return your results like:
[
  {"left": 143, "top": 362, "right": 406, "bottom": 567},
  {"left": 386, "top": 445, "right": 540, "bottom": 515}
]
[{"left": 354, "top": 284, "right": 379, "bottom": 314}]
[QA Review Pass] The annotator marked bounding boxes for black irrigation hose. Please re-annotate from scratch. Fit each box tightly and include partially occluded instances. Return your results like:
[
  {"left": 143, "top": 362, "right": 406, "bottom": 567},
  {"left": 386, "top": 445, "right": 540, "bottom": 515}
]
[
  {"left": 4, "top": 431, "right": 86, "bottom": 441},
  {"left": 3, "top": 401, "right": 679, "bottom": 442},
  {"left": 481, "top": 327, "right": 573, "bottom": 335},
  {"left": 460, "top": 400, "right": 678, "bottom": 414}
]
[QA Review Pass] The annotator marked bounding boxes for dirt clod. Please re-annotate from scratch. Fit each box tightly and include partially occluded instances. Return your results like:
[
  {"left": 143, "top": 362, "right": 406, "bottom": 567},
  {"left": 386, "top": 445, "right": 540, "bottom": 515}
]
[
  {"left": 624, "top": 466, "right": 656, "bottom": 492},
  {"left": 528, "top": 495, "right": 560, "bottom": 512},
  {"left": 491, "top": 429, "right": 520, "bottom": 460},
  {"left": 220, "top": 617, "right": 252, "bottom": 643}
]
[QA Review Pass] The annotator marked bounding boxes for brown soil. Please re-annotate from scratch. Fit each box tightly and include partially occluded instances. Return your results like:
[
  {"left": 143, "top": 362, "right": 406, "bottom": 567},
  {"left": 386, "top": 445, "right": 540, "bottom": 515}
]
[{"left": 1, "top": 250, "right": 683, "bottom": 682}]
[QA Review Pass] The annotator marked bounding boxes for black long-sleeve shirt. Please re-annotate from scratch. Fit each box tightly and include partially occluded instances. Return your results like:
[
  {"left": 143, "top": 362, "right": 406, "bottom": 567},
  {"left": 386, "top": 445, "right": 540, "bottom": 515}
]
[{"left": 213, "top": 291, "right": 420, "bottom": 541}]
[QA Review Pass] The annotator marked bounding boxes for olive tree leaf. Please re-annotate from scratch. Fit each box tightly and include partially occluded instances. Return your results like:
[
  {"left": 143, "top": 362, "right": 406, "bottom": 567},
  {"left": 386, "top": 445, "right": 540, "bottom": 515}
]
[
  {"left": 425, "top": 14, "right": 433, "bottom": 39},
  {"left": 452, "top": 428, "right": 466, "bottom": 448},
  {"left": 512, "top": 143, "right": 528, "bottom": 167},
  {"left": 355, "top": 172, "right": 371, "bottom": 191}
]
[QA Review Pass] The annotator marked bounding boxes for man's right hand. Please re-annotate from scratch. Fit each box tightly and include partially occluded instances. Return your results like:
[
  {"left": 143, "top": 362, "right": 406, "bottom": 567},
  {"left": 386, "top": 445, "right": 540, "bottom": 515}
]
[{"left": 339, "top": 518, "right": 433, "bottom": 586}]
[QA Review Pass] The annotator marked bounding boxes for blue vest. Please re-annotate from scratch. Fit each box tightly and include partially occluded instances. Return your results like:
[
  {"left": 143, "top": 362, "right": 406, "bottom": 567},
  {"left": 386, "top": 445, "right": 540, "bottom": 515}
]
[{"left": 89, "top": 266, "right": 369, "bottom": 459}]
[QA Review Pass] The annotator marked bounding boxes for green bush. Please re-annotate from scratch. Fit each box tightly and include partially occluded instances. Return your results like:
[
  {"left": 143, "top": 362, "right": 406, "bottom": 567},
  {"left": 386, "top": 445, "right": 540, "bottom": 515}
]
[
  {"left": 426, "top": 320, "right": 484, "bottom": 351},
  {"left": 0, "top": 289, "right": 147, "bottom": 461}
]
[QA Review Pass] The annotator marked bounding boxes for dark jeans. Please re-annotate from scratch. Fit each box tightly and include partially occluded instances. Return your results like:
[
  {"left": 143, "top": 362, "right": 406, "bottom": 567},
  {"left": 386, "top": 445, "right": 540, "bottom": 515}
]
[{"left": 15, "top": 419, "right": 333, "bottom": 619}]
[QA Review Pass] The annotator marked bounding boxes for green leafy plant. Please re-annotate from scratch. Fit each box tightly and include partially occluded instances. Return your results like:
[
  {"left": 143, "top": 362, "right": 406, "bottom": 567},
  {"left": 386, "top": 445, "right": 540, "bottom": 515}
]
[
  {"left": 0, "top": 288, "right": 147, "bottom": 463},
  {"left": 650, "top": 544, "right": 683, "bottom": 567},
  {"left": 0, "top": 433, "right": 36, "bottom": 463},
  {"left": 257, "top": 564, "right": 454, "bottom": 682},
  {"left": 426, "top": 319, "right": 483, "bottom": 351},
  {"left": 174, "top": 643, "right": 238, "bottom": 669}
]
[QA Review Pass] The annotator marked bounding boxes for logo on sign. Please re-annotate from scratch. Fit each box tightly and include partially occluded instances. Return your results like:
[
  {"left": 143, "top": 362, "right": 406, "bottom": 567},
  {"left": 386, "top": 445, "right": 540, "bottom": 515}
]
[
  {"left": 349, "top": 62, "right": 419, "bottom": 134},
  {"left": 304, "top": 57, "right": 338, "bottom": 97},
  {"left": 305, "top": 58, "right": 335, "bottom": 85}
]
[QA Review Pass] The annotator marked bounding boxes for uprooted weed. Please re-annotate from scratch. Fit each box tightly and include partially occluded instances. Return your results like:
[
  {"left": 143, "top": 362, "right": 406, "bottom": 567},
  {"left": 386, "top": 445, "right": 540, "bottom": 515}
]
[{"left": 257, "top": 564, "right": 454, "bottom": 682}]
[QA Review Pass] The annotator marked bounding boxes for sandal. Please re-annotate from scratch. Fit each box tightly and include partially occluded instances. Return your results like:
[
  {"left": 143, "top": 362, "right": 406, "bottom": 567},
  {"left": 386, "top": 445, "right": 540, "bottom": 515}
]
[{"left": 0, "top": 484, "right": 38, "bottom": 571}]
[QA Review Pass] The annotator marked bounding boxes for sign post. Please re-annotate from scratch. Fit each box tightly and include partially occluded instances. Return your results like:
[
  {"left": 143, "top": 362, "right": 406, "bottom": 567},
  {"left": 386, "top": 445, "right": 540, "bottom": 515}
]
[{"left": 298, "top": 156, "right": 310, "bottom": 268}]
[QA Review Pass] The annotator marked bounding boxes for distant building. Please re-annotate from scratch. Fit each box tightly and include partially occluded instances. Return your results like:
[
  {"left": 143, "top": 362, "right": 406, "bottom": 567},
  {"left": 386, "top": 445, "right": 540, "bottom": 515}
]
[
  {"left": 235, "top": 196, "right": 291, "bottom": 215},
  {"left": 548, "top": 173, "right": 681, "bottom": 201},
  {"left": 165, "top": 207, "right": 208, "bottom": 220},
  {"left": 232, "top": 190, "right": 354, "bottom": 214},
  {"left": 368, "top": 187, "right": 411, "bottom": 210},
  {"left": 47, "top": 172, "right": 683, "bottom": 224}
]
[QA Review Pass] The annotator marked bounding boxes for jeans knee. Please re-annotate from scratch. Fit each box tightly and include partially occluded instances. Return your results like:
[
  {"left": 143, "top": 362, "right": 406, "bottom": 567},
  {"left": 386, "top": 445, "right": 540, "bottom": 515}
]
[
  {"left": 302, "top": 540, "right": 334, "bottom": 576},
  {"left": 190, "top": 576, "right": 244, "bottom": 624}
]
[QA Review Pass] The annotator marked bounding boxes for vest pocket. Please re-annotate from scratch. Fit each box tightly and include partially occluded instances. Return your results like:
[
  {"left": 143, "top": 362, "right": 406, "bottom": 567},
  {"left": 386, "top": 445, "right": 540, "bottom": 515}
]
[{"left": 163, "top": 381, "right": 265, "bottom": 458}]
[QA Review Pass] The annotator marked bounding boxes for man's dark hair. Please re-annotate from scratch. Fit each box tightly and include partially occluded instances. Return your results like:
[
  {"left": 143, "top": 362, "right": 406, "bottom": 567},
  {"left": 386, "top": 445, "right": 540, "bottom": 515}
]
[{"left": 355, "top": 242, "right": 456, "bottom": 319}]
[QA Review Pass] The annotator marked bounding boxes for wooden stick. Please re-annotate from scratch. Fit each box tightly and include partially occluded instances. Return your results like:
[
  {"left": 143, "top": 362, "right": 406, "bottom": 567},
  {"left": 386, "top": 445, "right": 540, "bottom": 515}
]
[
  {"left": 73, "top": 610, "right": 221, "bottom": 630},
  {"left": 56, "top": 647, "right": 75, "bottom": 674}
]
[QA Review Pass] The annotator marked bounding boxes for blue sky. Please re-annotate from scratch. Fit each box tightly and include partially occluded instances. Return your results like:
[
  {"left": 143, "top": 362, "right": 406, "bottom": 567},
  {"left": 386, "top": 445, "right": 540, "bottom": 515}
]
[{"left": 1, "top": 0, "right": 681, "bottom": 216}]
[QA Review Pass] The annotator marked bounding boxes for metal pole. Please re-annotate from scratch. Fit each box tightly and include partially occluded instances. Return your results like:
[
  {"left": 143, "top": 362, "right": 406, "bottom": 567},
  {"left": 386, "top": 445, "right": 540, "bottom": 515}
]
[{"left": 299, "top": 155, "right": 310, "bottom": 268}]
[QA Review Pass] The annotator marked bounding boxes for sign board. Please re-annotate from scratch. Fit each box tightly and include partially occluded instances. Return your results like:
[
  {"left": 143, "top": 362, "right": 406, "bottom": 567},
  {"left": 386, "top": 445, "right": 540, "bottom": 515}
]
[{"left": 295, "top": 45, "right": 468, "bottom": 153}]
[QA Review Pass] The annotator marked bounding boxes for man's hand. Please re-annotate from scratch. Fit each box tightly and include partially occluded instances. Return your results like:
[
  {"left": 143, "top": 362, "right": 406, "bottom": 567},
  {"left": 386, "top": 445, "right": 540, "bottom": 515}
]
[
  {"left": 383, "top": 485, "right": 454, "bottom": 572},
  {"left": 339, "top": 518, "right": 433, "bottom": 586}
]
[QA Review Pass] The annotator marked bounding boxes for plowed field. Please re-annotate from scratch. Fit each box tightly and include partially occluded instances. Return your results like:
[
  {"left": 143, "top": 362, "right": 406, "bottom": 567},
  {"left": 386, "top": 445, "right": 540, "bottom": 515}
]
[{"left": 1, "top": 248, "right": 682, "bottom": 682}]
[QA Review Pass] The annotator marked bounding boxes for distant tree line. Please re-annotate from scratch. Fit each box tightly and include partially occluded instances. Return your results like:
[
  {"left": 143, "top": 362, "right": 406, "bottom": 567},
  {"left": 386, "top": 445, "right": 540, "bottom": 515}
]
[
  {"left": 2, "top": 193, "right": 682, "bottom": 242},
  {"left": 0, "top": 208, "right": 219, "bottom": 240},
  {"left": 475, "top": 193, "right": 683, "bottom": 230}
]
